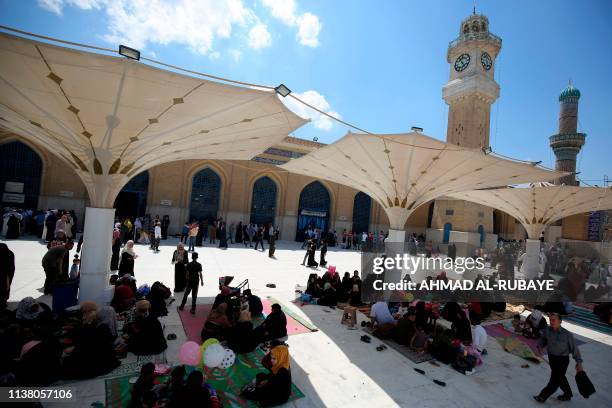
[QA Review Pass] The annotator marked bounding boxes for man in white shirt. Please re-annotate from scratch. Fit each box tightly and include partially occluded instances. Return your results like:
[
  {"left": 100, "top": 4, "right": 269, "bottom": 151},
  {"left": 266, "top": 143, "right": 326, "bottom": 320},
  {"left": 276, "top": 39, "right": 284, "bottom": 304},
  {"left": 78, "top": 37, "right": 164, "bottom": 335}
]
[
  {"left": 153, "top": 221, "right": 162, "bottom": 252},
  {"left": 370, "top": 300, "right": 396, "bottom": 337}
]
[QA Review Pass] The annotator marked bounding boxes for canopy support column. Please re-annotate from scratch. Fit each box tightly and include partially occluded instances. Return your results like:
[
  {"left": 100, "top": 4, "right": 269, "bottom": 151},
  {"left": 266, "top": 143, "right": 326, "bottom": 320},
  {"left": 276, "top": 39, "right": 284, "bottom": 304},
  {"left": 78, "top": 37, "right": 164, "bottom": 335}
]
[
  {"left": 78, "top": 207, "right": 115, "bottom": 305},
  {"left": 522, "top": 238, "right": 541, "bottom": 280},
  {"left": 384, "top": 229, "right": 406, "bottom": 300}
]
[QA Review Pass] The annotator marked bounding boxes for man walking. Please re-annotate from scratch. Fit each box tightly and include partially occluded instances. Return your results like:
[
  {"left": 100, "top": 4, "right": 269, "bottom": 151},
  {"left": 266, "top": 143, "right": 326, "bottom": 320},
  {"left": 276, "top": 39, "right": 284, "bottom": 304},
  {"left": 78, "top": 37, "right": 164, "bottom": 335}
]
[
  {"left": 179, "top": 252, "right": 203, "bottom": 314},
  {"left": 188, "top": 221, "right": 198, "bottom": 252},
  {"left": 254, "top": 225, "right": 265, "bottom": 251},
  {"left": 534, "top": 313, "right": 583, "bottom": 403}
]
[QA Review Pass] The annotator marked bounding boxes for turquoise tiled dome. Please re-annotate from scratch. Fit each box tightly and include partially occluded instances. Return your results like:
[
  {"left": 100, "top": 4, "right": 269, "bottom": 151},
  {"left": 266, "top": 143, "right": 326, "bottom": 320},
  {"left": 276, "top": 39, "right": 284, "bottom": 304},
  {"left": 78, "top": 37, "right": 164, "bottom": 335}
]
[{"left": 559, "top": 85, "right": 581, "bottom": 101}]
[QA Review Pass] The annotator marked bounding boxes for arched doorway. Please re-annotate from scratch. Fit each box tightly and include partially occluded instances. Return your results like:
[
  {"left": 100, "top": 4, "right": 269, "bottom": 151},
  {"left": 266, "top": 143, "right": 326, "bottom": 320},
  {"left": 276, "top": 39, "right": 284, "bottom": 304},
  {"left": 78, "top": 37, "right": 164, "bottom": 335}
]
[
  {"left": 443, "top": 222, "right": 452, "bottom": 244},
  {"left": 189, "top": 168, "right": 221, "bottom": 222},
  {"left": 0, "top": 141, "right": 43, "bottom": 209},
  {"left": 114, "top": 171, "right": 149, "bottom": 219},
  {"left": 250, "top": 176, "right": 277, "bottom": 226},
  {"left": 352, "top": 192, "right": 371, "bottom": 234},
  {"left": 427, "top": 202, "right": 435, "bottom": 228},
  {"left": 477, "top": 225, "right": 485, "bottom": 244},
  {"left": 296, "top": 181, "right": 330, "bottom": 241}
]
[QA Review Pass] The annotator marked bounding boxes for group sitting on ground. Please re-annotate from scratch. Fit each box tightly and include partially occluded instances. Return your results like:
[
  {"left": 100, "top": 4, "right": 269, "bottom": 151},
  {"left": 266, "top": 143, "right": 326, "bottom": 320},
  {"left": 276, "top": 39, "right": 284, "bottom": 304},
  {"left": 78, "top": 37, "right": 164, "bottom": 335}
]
[
  {"left": 302, "top": 269, "right": 363, "bottom": 307},
  {"left": 201, "top": 286, "right": 286, "bottom": 353}
]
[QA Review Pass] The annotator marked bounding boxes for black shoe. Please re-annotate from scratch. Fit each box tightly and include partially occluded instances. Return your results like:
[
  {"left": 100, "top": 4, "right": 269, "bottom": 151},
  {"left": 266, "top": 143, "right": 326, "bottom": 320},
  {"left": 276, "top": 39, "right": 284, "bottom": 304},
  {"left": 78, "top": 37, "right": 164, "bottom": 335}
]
[
  {"left": 178, "top": 305, "right": 184, "bottom": 311},
  {"left": 190, "top": 309, "right": 196, "bottom": 315},
  {"left": 557, "top": 394, "right": 572, "bottom": 402},
  {"left": 533, "top": 396, "right": 545, "bottom": 403}
]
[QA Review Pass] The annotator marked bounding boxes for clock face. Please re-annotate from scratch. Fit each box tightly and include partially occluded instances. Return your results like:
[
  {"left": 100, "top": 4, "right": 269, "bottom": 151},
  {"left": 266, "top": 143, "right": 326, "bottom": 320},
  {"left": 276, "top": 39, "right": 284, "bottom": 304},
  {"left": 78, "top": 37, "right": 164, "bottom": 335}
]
[
  {"left": 481, "top": 52, "right": 493, "bottom": 70},
  {"left": 454, "top": 53, "right": 470, "bottom": 72}
]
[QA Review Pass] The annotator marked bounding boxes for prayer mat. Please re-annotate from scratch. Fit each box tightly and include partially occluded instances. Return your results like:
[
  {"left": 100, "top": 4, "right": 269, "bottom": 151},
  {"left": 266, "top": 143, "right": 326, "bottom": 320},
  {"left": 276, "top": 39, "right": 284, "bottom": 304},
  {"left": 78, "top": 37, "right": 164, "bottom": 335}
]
[
  {"left": 105, "top": 348, "right": 305, "bottom": 408},
  {"left": 564, "top": 306, "right": 612, "bottom": 335},
  {"left": 265, "top": 297, "right": 318, "bottom": 333},
  {"left": 381, "top": 338, "right": 434, "bottom": 364},
  {"left": 484, "top": 323, "right": 585, "bottom": 363}
]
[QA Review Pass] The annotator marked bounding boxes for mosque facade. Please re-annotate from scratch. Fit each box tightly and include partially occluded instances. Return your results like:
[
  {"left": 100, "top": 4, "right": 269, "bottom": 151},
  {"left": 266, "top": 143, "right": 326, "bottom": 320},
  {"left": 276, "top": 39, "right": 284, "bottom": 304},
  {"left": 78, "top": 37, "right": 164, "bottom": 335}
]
[{"left": 0, "top": 12, "right": 600, "bottom": 244}]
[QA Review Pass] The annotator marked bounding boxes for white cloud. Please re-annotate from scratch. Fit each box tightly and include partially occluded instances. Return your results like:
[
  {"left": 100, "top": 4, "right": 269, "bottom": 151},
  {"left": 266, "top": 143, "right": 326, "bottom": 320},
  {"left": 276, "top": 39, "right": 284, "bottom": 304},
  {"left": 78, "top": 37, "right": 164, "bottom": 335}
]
[
  {"left": 296, "top": 13, "right": 321, "bottom": 47},
  {"left": 228, "top": 49, "right": 242, "bottom": 62},
  {"left": 261, "top": 0, "right": 321, "bottom": 47},
  {"left": 38, "top": 0, "right": 104, "bottom": 15},
  {"left": 248, "top": 23, "right": 271, "bottom": 49},
  {"left": 281, "top": 90, "right": 340, "bottom": 131},
  {"left": 38, "top": 0, "right": 252, "bottom": 56}
]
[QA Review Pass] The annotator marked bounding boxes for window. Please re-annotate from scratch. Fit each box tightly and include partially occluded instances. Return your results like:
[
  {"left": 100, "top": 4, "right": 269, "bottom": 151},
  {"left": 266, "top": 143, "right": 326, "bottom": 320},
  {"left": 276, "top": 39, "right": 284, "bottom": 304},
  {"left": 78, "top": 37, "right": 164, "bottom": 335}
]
[
  {"left": 0, "top": 141, "right": 42, "bottom": 209},
  {"left": 352, "top": 192, "right": 371, "bottom": 234},
  {"left": 189, "top": 168, "right": 221, "bottom": 221},
  {"left": 445, "top": 209, "right": 454, "bottom": 216},
  {"left": 250, "top": 176, "right": 277, "bottom": 225}
]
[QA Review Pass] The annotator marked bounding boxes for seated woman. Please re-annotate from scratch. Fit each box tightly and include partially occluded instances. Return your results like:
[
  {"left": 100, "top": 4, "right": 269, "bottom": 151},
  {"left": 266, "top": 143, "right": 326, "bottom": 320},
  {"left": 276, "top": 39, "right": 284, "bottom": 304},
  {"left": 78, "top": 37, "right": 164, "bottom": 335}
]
[
  {"left": 15, "top": 297, "right": 52, "bottom": 328},
  {"left": 305, "top": 275, "right": 322, "bottom": 298},
  {"left": 253, "top": 303, "right": 287, "bottom": 343},
  {"left": 62, "top": 302, "right": 120, "bottom": 379},
  {"left": 242, "top": 344, "right": 292, "bottom": 407},
  {"left": 131, "top": 362, "right": 156, "bottom": 408},
  {"left": 393, "top": 307, "right": 416, "bottom": 346},
  {"left": 243, "top": 289, "right": 263, "bottom": 317},
  {"left": 111, "top": 282, "right": 136, "bottom": 312},
  {"left": 170, "top": 370, "right": 217, "bottom": 407},
  {"left": 228, "top": 310, "right": 257, "bottom": 353},
  {"left": 15, "top": 339, "right": 63, "bottom": 385},
  {"left": 317, "top": 283, "right": 338, "bottom": 307},
  {"left": 338, "top": 272, "right": 353, "bottom": 302},
  {"left": 348, "top": 284, "right": 363, "bottom": 307},
  {"left": 451, "top": 310, "right": 472, "bottom": 344},
  {"left": 123, "top": 300, "right": 167, "bottom": 356},
  {"left": 201, "top": 303, "right": 233, "bottom": 342}
]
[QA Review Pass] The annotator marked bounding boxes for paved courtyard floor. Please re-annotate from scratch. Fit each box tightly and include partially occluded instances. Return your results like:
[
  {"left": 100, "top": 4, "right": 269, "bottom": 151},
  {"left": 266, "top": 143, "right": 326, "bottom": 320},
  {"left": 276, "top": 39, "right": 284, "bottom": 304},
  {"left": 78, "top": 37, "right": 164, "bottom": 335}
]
[{"left": 3, "top": 236, "right": 612, "bottom": 408}]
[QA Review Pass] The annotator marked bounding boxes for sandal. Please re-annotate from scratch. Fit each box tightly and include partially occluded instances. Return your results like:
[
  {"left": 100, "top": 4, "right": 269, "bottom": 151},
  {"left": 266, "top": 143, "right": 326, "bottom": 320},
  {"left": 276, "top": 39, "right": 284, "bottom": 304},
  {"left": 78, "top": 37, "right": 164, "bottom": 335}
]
[
  {"left": 360, "top": 335, "right": 371, "bottom": 343},
  {"left": 376, "top": 344, "right": 387, "bottom": 351}
]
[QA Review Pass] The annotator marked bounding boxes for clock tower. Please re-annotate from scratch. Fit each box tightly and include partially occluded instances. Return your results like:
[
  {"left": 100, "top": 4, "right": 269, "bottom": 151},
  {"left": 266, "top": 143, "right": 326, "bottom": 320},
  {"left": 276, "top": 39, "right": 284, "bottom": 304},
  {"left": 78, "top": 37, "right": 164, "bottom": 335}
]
[
  {"left": 443, "top": 13, "right": 501, "bottom": 148},
  {"left": 430, "top": 12, "right": 502, "bottom": 249}
]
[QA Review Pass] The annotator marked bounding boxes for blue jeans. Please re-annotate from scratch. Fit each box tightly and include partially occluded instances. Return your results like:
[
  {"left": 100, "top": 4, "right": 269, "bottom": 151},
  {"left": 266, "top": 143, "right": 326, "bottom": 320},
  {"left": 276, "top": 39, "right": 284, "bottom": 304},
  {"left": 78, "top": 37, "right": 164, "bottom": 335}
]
[{"left": 188, "top": 236, "right": 195, "bottom": 251}]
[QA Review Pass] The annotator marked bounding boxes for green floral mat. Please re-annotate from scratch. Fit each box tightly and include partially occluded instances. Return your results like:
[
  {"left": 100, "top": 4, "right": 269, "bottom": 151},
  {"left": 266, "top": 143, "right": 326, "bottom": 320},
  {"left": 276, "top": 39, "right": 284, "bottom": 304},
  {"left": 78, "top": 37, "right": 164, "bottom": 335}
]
[{"left": 105, "top": 347, "right": 305, "bottom": 407}]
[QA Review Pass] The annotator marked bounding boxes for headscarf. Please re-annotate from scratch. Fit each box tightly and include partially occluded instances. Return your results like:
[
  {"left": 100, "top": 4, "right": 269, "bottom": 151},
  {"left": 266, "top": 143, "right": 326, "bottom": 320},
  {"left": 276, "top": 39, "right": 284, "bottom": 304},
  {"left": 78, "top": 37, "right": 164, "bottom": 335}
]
[
  {"left": 175, "top": 243, "right": 185, "bottom": 262},
  {"left": 16, "top": 297, "right": 42, "bottom": 320},
  {"left": 18, "top": 340, "right": 42, "bottom": 360},
  {"left": 238, "top": 310, "right": 251, "bottom": 322},
  {"left": 270, "top": 345, "right": 290, "bottom": 374},
  {"left": 122, "top": 240, "right": 138, "bottom": 258},
  {"left": 135, "top": 300, "right": 151, "bottom": 316},
  {"left": 80, "top": 300, "right": 98, "bottom": 313}
]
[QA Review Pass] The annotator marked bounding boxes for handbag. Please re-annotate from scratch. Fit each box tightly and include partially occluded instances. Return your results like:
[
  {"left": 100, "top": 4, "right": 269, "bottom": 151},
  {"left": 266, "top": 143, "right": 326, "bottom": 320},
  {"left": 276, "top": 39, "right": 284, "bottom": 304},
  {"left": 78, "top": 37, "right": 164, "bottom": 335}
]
[{"left": 575, "top": 370, "right": 595, "bottom": 398}]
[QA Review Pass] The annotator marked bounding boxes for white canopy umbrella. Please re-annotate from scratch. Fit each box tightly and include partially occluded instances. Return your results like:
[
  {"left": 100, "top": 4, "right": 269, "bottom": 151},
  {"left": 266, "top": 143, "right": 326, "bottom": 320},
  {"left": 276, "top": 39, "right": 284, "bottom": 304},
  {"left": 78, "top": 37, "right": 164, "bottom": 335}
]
[
  {"left": 281, "top": 131, "right": 564, "bottom": 233},
  {"left": 281, "top": 131, "right": 564, "bottom": 285},
  {"left": 0, "top": 32, "right": 307, "bottom": 303},
  {"left": 448, "top": 183, "right": 612, "bottom": 278}
]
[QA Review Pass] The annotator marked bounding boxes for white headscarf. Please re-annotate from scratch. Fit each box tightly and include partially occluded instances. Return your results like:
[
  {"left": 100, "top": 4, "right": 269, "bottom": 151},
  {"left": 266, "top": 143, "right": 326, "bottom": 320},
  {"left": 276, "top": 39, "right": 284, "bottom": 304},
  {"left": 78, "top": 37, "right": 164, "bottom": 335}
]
[{"left": 122, "top": 240, "right": 138, "bottom": 258}]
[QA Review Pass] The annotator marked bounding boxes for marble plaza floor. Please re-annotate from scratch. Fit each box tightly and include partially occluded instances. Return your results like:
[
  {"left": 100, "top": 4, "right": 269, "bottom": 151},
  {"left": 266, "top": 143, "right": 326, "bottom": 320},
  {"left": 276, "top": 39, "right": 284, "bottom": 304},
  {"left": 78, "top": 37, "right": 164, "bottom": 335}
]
[{"left": 3, "top": 236, "right": 612, "bottom": 408}]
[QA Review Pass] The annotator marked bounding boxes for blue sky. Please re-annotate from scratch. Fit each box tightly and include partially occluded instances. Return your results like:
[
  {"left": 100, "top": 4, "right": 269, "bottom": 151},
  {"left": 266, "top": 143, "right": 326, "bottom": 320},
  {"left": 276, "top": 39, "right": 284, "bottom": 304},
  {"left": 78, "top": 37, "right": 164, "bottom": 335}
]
[{"left": 1, "top": 0, "right": 611, "bottom": 183}]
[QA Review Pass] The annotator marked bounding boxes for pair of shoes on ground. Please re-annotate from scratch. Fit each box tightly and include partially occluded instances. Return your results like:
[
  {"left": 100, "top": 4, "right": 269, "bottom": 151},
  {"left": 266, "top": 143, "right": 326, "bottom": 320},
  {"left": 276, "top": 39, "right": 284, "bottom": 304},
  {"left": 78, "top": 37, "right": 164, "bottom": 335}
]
[{"left": 360, "top": 335, "right": 371, "bottom": 343}]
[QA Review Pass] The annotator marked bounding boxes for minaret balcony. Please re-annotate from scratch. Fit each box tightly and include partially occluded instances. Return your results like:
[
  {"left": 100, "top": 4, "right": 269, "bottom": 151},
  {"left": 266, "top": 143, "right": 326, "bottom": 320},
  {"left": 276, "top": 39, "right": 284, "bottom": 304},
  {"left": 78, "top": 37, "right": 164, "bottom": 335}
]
[
  {"left": 448, "top": 31, "right": 502, "bottom": 51},
  {"left": 549, "top": 133, "right": 586, "bottom": 148}
]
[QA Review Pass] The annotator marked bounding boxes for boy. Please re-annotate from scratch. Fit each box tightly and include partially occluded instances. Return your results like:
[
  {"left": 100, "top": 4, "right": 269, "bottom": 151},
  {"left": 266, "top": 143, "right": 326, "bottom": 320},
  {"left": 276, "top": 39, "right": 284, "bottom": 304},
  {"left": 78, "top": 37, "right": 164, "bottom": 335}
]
[{"left": 179, "top": 252, "right": 203, "bottom": 314}]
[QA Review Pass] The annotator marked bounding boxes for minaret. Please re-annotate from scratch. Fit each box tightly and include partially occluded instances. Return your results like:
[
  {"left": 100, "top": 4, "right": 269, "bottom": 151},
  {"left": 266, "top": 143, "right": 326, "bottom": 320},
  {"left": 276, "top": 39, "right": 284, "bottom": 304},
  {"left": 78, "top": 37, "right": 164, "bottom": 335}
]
[
  {"left": 549, "top": 83, "right": 586, "bottom": 185},
  {"left": 443, "top": 13, "right": 501, "bottom": 148}
]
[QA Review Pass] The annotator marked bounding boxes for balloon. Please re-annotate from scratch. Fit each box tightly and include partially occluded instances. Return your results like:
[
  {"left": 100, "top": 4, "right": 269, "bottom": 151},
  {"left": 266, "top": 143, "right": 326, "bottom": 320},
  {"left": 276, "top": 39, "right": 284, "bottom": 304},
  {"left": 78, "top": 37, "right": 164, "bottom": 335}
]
[
  {"left": 179, "top": 341, "right": 201, "bottom": 366},
  {"left": 201, "top": 338, "right": 219, "bottom": 354},
  {"left": 218, "top": 348, "right": 236, "bottom": 369},
  {"left": 198, "top": 338, "right": 220, "bottom": 366},
  {"left": 203, "top": 343, "right": 225, "bottom": 368}
]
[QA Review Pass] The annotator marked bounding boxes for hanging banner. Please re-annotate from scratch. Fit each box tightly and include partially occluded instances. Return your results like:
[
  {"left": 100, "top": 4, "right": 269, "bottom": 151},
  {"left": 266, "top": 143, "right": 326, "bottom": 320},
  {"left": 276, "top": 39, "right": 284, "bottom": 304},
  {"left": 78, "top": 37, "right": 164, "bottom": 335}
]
[
  {"left": 301, "top": 209, "right": 327, "bottom": 217},
  {"left": 587, "top": 211, "right": 602, "bottom": 241},
  {"left": 4, "top": 181, "right": 24, "bottom": 193}
]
